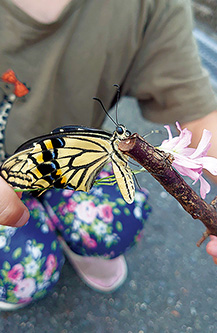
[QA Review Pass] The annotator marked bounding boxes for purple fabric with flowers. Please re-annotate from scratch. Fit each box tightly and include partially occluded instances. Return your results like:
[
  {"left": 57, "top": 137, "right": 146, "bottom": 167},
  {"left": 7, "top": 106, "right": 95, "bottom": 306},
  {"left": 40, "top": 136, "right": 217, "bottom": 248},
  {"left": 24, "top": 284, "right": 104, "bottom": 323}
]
[
  {"left": 0, "top": 200, "right": 65, "bottom": 305},
  {"left": 0, "top": 164, "right": 151, "bottom": 305}
]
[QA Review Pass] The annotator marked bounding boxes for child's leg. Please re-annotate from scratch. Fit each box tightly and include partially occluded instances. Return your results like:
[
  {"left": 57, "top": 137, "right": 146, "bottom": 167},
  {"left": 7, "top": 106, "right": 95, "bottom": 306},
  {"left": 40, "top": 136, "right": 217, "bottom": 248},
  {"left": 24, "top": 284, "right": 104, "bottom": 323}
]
[
  {"left": 41, "top": 165, "right": 151, "bottom": 292},
  {"left": 0, "top": 193, "right": 65, "bottom": 309},
  {"left": 42, "top": 183, "right": 151, "bottom": 292},
  {"left": 42, "top": 184, "right": 151, "bottom": 258}
]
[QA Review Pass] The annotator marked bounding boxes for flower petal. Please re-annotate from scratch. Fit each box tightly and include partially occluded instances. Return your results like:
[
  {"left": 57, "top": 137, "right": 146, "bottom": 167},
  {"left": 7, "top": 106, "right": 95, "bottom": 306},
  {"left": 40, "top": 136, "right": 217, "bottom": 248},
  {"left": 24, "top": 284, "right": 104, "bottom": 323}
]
[
  {"left": 164, "top": 125, "right": 173, "bottom": 140},
  {"left": 190, "top": 129, "right": 212, "bottom": 159},
  {"left": 174, "top": 163, "right": 201, "bottom": 181},
  {"left": 196, "top": 156, "right": 217, "bottom": 175},
  {"left": 198, "top": 175, "right": 211, "bottom": 199},
  {"left": 175, "top": 127, "right": 192, "bottom": 150},
  {"left": 175, "top": 122, "right": 182, "bottom": 132},
  {"left": 160, "top": 123, "right": 192, "bottom": 153},
  {"left": 173, "top": 154, "right": 202, "bottom": 169},
  {"left": 159, "top": 122, "right": 216, "bottom": 199}
]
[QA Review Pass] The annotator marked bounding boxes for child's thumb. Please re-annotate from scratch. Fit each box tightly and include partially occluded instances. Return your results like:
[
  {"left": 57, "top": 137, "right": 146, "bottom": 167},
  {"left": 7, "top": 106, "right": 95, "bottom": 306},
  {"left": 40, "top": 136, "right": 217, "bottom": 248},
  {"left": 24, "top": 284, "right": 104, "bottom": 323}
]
[{"left": 0, "top": 177, "right": 29, "bottom": 227}]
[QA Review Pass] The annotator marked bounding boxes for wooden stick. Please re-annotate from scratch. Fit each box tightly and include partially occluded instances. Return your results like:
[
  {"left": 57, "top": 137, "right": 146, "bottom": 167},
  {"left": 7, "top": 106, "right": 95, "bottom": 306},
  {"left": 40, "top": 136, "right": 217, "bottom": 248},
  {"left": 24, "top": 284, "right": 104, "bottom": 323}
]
[{"left": 118, "top": 133, "right": 217, "bottom": 244}]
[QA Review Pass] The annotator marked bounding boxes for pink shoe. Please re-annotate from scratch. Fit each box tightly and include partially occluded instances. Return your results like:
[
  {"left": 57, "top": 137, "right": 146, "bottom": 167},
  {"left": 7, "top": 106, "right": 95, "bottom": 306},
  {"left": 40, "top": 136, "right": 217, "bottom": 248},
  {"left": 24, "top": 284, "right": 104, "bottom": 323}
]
[
  {"left": 0, "top": 301, "right": 30, "bottom": 311},
  {"left": 58, "top": 237, "right": 128, "bottom": 292}
]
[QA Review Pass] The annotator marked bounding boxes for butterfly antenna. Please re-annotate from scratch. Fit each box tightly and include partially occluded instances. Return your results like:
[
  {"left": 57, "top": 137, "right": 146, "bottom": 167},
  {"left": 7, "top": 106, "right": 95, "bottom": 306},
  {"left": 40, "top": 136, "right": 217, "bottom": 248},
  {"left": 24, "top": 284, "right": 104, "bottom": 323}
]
[
  {"left": 93, "top": 97, "right": 118, "bottom": 127},
  {"left": 113, "top": 84, "right": 120, "bottom": 124}
]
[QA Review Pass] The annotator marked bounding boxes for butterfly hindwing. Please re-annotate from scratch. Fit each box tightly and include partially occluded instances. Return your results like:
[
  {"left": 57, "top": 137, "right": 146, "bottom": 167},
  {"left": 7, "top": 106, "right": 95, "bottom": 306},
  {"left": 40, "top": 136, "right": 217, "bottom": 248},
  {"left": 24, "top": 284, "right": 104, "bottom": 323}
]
[
  {"left": 111, "top": 158, "right": 135, "bottom": 204},
  {"left": 0, "top": 148, "right": 35, "bottom": 189},
  {"left": 110, "top": 136, "right": 135, "bottom": 204}
]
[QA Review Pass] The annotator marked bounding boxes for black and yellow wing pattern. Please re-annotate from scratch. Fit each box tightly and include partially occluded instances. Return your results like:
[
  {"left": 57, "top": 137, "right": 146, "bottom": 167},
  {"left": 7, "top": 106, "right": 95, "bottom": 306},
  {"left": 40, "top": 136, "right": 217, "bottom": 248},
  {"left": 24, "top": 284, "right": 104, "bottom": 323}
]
[{"left": 0, "top": 125, "right": 135, "bottom": 204}]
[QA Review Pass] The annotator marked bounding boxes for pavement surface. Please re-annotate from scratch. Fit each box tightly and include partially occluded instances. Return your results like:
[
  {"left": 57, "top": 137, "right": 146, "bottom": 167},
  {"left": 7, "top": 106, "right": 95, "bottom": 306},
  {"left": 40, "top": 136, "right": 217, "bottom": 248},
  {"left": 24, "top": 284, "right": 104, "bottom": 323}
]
[{"left": 1, "top": 5, "right": 217, "bottom": 333}]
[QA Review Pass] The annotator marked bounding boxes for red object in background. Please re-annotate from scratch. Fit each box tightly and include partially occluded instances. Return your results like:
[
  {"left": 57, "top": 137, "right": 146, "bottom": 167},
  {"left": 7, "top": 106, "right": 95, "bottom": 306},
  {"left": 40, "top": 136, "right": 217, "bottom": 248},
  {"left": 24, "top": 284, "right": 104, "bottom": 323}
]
[{"left": 1, "top": 69, "right": 29, "bottom": 97}]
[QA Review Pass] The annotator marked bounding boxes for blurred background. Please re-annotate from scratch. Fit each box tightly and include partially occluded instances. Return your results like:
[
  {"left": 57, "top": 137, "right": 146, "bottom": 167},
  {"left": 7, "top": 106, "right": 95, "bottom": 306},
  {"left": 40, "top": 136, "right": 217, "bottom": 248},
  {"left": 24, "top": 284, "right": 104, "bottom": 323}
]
[
  {"left": 193, "top": 0, "right": 217, "bottom": 92},
  {"left": 193, "top": 0, "right": 217, "bottom": 32},
  {"left": 1, "top": 1, "right": 217, "bottom": 332}
]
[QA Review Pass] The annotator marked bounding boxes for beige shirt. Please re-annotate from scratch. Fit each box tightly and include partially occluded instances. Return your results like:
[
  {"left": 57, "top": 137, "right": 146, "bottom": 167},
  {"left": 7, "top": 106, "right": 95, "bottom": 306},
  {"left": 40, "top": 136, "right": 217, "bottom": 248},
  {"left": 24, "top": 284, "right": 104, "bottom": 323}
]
[{"left": 1, "top": 0, "right": 216, "bottom": 153}]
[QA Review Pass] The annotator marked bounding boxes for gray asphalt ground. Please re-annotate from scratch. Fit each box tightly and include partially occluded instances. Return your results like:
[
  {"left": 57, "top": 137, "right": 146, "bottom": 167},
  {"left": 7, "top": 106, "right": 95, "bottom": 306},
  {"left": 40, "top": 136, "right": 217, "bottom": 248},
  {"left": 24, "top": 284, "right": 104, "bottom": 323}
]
[{"left": 1, "top": 3, "right": 217, "bottom": 332}]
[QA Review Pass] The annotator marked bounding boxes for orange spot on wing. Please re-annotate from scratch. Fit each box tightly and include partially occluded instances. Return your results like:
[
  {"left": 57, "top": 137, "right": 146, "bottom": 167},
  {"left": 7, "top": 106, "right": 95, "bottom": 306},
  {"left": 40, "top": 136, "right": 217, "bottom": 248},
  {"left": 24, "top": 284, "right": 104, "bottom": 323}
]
[{"left": 61, "top": 176, "right": 67, "bottom": 184}]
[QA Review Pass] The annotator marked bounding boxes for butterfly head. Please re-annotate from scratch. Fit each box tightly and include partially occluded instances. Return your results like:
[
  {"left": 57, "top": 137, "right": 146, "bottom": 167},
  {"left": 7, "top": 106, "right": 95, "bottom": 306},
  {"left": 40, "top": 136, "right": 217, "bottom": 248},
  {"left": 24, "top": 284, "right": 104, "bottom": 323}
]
[{"left": 115, "top": 124, "right": 131, "bottom": 140}]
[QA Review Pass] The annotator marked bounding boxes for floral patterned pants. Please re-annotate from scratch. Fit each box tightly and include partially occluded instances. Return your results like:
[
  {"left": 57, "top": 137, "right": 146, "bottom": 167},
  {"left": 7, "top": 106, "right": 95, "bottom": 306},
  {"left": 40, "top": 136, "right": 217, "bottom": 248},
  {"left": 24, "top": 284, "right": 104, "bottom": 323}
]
[{"left": 0, "top": 166, "right": 151, "bottom": 305}]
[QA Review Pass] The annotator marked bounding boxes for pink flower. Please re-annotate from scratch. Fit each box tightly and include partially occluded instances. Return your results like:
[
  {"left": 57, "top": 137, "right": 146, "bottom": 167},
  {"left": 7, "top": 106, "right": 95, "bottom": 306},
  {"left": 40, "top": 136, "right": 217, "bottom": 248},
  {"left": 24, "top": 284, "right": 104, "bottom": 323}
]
[
  {"left": 75, "top": 201, "right": 97, "bottom": 224},
  {"left": 13, "top": 278, "right": 36, "bottom": 299},
  {"left": 58, "top": 204, "right": 67, "bottom": 216},
  {"left": 43, "top": 255, "right": 57, "bottom": 280},
  {"left": 97, "top": 204, "right": 114, "bottom": 223},
  {"left": 62, "top": 189, "right": 74, "bottom": 197},
  {"left": 46, "top": 254, "right": 57, "bottom": 271},
  {"left": 159, "top": 122, "right": 217, "bottom": 199},
  {"left": 8, "top": 264, "right": 24, "bottom": 283},
  {"left": 43, "top": 267, "right": 54, "bottom": 280},
  {"left": 99, "top": 171, "right": 110, "bottom": 178},
  {"left": 28, "top": 199, "right": 42, "bottom": 210},
  {"left": 80, "top": 230, "right": 97, "bottom": 249},
  {"left": 43, "top": 253, "right": 57, "bottom": 281},
  {"left": 67, "top": 198, "right": 78, "bottom": 212}
]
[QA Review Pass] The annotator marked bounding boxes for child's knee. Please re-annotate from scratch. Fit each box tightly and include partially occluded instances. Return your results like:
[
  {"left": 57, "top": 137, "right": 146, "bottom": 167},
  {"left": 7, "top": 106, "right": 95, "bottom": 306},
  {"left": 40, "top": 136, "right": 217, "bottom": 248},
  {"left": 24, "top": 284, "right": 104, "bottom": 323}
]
[{"left": 0, "top": 223, "right": 65, "bottom": 305}]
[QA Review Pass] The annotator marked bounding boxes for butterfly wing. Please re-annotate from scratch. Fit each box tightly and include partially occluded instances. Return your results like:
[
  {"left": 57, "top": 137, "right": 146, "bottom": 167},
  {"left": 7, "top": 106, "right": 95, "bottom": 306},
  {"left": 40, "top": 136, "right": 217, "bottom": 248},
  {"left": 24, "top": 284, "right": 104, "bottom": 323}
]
[
  {"left": 111, "top": 144, "right": 135, "bottom": 204},
  {"left": 0, "top": 127, "right": 113, "bottom": 193},
  {"left": 0, "top": 147, "right": 36, "bottom": 189},
  {"left": 1, "top": 125, "right": 135, "bottom": 203}
]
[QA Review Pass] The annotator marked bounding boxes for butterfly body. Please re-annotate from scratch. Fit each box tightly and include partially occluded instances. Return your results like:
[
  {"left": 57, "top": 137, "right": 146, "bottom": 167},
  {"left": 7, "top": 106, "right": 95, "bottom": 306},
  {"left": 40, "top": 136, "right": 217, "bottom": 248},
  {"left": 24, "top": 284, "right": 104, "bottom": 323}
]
[{"left": 0, "top": 125, "right": 135, "bottom": 203}]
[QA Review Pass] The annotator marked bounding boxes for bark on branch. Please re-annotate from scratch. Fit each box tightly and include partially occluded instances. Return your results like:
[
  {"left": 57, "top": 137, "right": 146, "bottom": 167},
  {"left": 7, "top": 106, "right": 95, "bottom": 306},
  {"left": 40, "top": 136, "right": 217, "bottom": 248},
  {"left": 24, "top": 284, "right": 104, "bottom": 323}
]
[{"left": 118, "top": 133, "right": 217, "bottom": 245}]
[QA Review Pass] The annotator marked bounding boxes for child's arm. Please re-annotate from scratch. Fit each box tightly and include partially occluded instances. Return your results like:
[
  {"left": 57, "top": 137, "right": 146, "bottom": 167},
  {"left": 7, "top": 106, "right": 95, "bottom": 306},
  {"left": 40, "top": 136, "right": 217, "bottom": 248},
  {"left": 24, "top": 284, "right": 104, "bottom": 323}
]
[
  {"left": 0, "top": 177, "right": 29, "bottom": 227},
  {"left": 182, "top": 110, "right": 217, "bottom": 262},
  {"left": 206, "top": 236, "right": 217, "bottom": 264}
]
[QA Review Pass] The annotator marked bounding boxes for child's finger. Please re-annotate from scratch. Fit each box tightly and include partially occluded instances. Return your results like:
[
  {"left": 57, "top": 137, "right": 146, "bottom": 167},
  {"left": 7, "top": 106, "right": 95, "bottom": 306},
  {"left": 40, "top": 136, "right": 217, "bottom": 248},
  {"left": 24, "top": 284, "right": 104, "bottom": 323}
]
[{"left": 0, "top": 177, "right": 29, "bottom": 227}]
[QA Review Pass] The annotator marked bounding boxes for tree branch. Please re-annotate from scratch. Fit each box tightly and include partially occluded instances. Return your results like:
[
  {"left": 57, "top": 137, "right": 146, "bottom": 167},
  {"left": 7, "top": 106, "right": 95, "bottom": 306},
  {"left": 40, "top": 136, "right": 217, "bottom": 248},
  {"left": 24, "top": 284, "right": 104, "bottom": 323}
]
[{"left": 119, "top": 133, "right": 217, "bottom": 245}]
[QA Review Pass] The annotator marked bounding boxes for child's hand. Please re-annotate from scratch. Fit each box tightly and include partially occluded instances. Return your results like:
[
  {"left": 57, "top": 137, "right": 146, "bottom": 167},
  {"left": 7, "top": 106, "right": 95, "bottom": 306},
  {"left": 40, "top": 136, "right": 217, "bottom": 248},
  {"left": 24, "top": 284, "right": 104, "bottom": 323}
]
[
  {"left": 206, "top": 236, "right": 217, "bottom": 264},
  {"left": 0, "top": 177, "right": 29, "bottom": 227}
]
